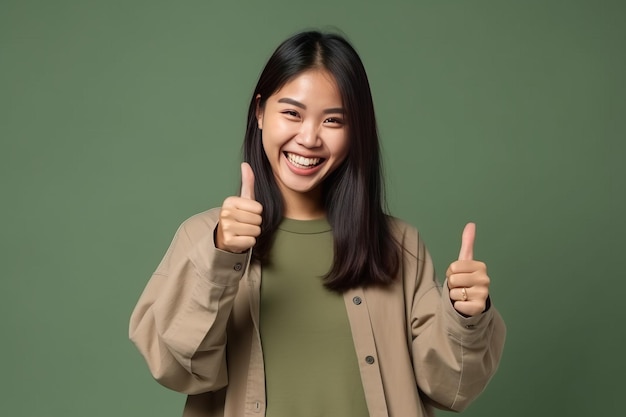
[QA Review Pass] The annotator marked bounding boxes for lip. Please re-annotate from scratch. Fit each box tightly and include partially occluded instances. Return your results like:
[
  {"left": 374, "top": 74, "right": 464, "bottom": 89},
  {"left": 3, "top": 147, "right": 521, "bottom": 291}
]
[{"left": 282, "top": 152, "right": 326, "bottom": 176}]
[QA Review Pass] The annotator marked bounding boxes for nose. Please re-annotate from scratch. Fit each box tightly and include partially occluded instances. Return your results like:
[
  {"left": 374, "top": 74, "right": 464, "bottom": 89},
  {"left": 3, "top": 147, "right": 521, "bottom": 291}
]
[{"left": 295, "top": 122, "right": 321, "bottom": 148}]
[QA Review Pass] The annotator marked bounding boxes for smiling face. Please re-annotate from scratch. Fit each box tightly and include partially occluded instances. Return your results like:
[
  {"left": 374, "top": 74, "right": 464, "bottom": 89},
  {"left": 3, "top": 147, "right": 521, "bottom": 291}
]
[{"left": 256, "top": 69, "right": 349, "bottom": 219}]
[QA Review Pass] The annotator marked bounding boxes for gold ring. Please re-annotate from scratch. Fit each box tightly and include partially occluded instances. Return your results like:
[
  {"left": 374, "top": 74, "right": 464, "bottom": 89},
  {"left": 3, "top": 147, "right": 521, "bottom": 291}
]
[{"left": 461, "top": 288, "right": 468, "bottom": 301}]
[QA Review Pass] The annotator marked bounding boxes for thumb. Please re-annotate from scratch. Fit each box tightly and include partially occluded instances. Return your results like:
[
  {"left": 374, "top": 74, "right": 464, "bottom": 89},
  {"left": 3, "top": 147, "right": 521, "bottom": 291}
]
[
  {"left": 240, "top": 162, "right": 255, "bottom": 200},
  {"left": 458, "top": 222, "right": 476, "bottom": 261}
]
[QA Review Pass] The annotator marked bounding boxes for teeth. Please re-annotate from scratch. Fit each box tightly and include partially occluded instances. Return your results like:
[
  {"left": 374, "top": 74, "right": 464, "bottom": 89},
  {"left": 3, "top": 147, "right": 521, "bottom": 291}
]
[{"left": 287, "top": 153, "right": 321, "bottom": 167}]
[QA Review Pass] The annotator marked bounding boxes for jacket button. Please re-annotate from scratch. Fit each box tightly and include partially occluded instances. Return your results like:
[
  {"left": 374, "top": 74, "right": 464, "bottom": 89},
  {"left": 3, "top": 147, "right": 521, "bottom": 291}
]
[
  {"left": 234, "top": 263, "right": 243, "bottom": 271},
  {"left": 352, "top": 296, "right": 362, "bottom": 305},
  {"left": 365, "top": 355, "right": 375, "bottom": 364}
]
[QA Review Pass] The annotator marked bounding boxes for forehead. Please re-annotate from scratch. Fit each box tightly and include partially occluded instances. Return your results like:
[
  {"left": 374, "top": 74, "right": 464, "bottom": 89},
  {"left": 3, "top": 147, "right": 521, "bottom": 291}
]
[{"left": 272, "top": 69, "right": 341, "bottom": 100}]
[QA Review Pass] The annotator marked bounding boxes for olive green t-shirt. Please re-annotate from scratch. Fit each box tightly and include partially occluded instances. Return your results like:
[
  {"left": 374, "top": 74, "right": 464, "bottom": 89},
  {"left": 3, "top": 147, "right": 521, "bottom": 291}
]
[{"left": 260, "top": 217, "right": 368, "bottom": 416}]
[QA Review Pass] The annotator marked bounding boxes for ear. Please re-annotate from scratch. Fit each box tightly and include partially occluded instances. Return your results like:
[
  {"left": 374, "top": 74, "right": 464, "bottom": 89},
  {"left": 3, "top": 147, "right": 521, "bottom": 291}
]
[{"left": 255, "top": 94, "right": 263, "bottom": 130}]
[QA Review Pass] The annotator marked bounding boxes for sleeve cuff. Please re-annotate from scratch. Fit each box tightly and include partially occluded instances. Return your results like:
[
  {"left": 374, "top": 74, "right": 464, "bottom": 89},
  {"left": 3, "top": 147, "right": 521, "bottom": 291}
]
[
  {"left": 189, "top": 230, "right": 250, "bottom": 287},
  {"left": 442, "top": 281, "right": 494, "bottom": 339}
]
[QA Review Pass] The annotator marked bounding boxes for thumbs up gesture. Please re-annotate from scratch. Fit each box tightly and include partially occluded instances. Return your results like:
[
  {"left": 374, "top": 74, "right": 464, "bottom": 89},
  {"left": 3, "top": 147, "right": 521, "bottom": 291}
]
[
  {"left": 446, "top": 223, "right": 490, "bottom": 316},
  {"left": 215, "top": 163, "right": 263, "bottom": 253}
]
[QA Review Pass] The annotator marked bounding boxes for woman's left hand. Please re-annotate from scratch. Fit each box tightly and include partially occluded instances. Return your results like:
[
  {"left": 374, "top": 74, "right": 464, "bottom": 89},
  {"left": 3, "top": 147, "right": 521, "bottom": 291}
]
[{"left": 446, "top": 223, "right": 490, "bottom": 317}]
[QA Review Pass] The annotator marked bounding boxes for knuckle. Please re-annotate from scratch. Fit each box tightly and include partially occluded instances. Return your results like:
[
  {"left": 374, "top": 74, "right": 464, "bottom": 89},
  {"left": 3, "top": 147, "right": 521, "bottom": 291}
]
[
  {"left": 220, "top": 207, "right": 234, "bottom": 220},
  {"left": 447, "top": 275, "right": 456, "bottom": 287},
  {"left": 476, "top": 287, "right": 489, "bottom": 299},
  {"left": 480, "top": 274, "right": 491, "bottom": 286},
  {"left": 220, "top": 221, "right": 234, "bottom": 233}
]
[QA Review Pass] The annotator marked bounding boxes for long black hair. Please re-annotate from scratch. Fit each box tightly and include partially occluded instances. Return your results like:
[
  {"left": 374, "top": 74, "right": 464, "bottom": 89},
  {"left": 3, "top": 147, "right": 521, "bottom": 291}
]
[{"left": 243, "top": 30, "right": 400, "bottom": 292}]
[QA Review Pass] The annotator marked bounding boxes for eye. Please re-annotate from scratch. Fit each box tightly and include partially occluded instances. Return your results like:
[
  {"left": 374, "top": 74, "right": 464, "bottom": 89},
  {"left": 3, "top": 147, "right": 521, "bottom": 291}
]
[
  {"left": 324, "top": 117, "right": 344, "bottom": 126},
  {"left": 282, "top": 110, "right": 300, "bottom": 119}
]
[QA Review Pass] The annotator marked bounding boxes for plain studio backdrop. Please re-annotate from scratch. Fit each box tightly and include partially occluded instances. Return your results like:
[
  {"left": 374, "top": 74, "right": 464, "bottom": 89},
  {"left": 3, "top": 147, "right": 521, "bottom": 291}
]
[{"left": 1, "top": 0, "right": 623, "bottom": 416}]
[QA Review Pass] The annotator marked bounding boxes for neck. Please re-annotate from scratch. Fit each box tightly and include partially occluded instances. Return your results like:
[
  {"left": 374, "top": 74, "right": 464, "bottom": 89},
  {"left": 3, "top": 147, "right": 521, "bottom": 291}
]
[{"left": 281, "top": 188, "right": 325, "bottom": 220}]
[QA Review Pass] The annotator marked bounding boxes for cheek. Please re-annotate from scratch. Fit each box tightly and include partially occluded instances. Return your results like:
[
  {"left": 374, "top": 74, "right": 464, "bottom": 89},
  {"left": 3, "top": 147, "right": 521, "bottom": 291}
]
[
  {"left": 261, "top": 119, "right": 292, "bottom": 146},
  {"left": 259, "top": 114, "right": 295, "bottom": 163},
  {"left": 331, "top": 133, "right": 350, "bottom": 163},
  {"left": 260, "top": 134, "right": 273, "bottom": 159},
  {"left": 261, "top": 130, "right": 285, "bottom": 165}
]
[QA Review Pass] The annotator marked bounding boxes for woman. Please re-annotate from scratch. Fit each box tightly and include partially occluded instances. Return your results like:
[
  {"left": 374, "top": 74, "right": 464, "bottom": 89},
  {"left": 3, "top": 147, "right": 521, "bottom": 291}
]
[{"left": 130, "top": 30, "right": 506, "bottom": 417}]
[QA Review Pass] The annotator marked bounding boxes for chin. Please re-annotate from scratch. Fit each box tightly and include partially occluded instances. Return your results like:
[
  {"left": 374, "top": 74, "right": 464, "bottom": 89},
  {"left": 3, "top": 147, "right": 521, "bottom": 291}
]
[{"left": 280, "top": 177, "right": 324, "bottom": 194}]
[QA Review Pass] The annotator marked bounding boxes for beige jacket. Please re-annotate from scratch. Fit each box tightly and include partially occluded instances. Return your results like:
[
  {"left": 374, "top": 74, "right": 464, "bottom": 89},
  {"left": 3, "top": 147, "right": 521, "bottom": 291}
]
[{"left": 129, "top": 208, "right": 506, "bottom": 417}]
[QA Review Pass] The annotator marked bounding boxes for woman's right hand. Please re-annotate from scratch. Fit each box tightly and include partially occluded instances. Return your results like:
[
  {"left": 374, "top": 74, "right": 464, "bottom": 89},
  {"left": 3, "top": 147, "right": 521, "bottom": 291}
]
[{"left": 215, "top": 162, "right": 263, "bottom": 253}]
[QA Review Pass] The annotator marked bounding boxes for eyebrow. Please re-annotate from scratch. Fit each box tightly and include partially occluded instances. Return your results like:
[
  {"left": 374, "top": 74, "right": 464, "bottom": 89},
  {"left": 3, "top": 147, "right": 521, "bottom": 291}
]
[{"left": 277, "top": 97, "right": 345, "bottom": 115}]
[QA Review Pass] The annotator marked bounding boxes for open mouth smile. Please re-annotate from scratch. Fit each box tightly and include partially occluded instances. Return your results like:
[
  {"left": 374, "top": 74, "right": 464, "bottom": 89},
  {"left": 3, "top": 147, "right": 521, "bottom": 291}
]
[{"left": 284, "top": 152, "right": 325, "bottom": 169}]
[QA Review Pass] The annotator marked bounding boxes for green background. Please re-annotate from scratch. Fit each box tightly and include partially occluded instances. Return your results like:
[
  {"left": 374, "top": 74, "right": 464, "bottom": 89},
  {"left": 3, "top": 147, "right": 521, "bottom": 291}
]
[{"left": 1, "top": 0, "right": 623, "bottom": 416}]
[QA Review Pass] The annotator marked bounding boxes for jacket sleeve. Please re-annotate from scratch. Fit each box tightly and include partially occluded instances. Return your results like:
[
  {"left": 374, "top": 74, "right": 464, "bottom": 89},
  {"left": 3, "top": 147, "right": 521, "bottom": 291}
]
[
  {"left": 129, "top": 209, "right": 249, "bottom": 395},
  {"left": 408, "top": 229, "right": 506, "bottom": 412}
]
